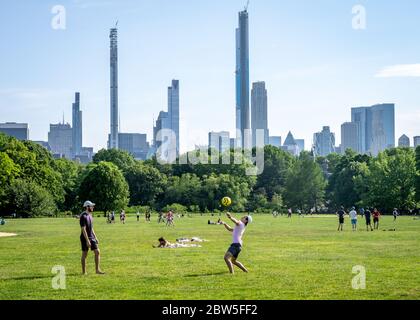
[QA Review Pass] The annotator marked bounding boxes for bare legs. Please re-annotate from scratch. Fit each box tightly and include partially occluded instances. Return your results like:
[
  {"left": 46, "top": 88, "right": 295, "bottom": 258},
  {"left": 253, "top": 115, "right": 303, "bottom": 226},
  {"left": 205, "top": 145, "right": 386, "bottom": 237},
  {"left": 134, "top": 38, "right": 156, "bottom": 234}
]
[
  {"left": 224, "top": 252, "right": 248, "bottom": 274},
  {"left": 81, "top": 249, "right": 105, "bottom": 275}
]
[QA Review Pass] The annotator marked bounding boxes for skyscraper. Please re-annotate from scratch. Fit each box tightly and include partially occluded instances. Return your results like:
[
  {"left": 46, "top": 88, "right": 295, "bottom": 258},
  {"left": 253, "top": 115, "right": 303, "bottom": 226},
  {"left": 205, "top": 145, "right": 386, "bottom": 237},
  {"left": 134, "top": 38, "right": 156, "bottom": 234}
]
[
  {"left": 269, "top": 136, "right": 282, "bottom": 148},
  {"left": 282, "top": 131, "right": 299, "bottom": 156},
  {"left": 398, "top": 134, "right": 410, "bottom": 147},
  {"left": 414, "top": 136, "right": 420, "bottom": 148},
  {"left": 351, "top": 104, "right": 395, "bottom": 155},
  {"left": 0, "top": 122, "right": 29, "bottom": 140},
  {"left": 235, "top": 9, "right": 250, "bottom": 149},
  {"left": 109, "top": 27, "right": 119, "bottom": 149},
  {"left": 208, "top": 131, "right": 230, "bottom": 154},
  {"left": 313, "top": 126, "right": 336, "bottom": 157},
  {"left": 168, "top": 80, "right": 180, "bottom": 157},
  {"left": 251, "top": 81, "right": 268, "bottom": 147},
  {"left": 295, "top": 139, "right": 305, "bottom": 154},
  {"left": 72, "top": 92, "right": 82, "bottom": 157},
  {"left": 341, "top": 122, "right": 359, "bottom": 153},
  {"left": 48, "top": 122, "right": 73, "bottom": 159}
]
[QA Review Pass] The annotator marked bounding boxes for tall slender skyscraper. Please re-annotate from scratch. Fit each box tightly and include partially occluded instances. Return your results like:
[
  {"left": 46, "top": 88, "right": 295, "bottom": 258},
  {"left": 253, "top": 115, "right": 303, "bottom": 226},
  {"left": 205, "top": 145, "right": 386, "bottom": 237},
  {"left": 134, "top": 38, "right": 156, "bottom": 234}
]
[
  {"left": 109, "top": 27, "right": 119, "bottom": 149},
  {"left": 72, "top": 92, "right": 82, "bottom": 157},
  {"left": 235, "top": 9, "right": 250, "bottom": 149},
  {"left": 351, "top": 103, "right": 395, "bottom": 155},
  {"left": 168, "top": 80, "right": 180, "bottom": 157},
  {"left": 251, "top": 81, "right": 268, "bottom": 147}
]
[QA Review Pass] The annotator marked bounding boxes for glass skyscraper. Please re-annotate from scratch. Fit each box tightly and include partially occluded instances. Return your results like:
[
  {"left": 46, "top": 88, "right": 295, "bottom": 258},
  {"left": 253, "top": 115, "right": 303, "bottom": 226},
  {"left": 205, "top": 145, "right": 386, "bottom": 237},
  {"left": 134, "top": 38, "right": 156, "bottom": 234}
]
[
  {"left": 72, "top": 92, "right": 82, "bottom": 157},
  {"left": 109, "top": 27, "right": 119, "bottom": 149},
  {"left": 351, "top": 104, "right": 395, "bottom": 155},
  {"left": 235, "top": 9, "right": 250, "bottom": 149},
  {"left": 168, "top": 80, "right": 180, "bottom": 157},
  {"left": 251, "top": 81, "right": 269, "bottom": 147}
]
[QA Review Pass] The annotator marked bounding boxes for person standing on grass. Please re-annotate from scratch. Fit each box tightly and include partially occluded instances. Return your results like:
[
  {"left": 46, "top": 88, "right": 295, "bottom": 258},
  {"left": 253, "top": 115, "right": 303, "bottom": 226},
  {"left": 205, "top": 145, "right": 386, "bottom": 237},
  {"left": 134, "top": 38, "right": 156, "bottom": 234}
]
[
  {"left": 393, "top": 208, "right": 399, "bottom": 222},
  {"left": 359, "top": 207, "right": 365, "bottom": 218},
  {"left": 337, "top": 206, "right": 346, "bottom": 231},
  {"left": 287, "top": 208, "right": 292, "bottom": 218},
  {"left": 349, "top": 207, "right": 358, "bottom": 231},
  {"left": 221, "top": 212, "right": 252, "bottom": 274},
  {"left": 137, "top": 211, "right": 140, "bottom": 222},
  {"left": 373, "top": 208, "right": 381, "bottom": 230},
  {"left": 80, "top": 201, "right": 105, "bottom": 275},
  {"left": 364, "top": 208, "right": 373, "bottom": 231}
]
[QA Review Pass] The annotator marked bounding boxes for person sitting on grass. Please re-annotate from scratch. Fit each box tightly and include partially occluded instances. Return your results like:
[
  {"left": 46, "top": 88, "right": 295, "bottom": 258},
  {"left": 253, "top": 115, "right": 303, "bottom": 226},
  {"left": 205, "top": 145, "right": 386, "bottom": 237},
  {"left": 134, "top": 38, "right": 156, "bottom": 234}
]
[{"left": 220, "top": 212, "right": 252, "bottom": 274}]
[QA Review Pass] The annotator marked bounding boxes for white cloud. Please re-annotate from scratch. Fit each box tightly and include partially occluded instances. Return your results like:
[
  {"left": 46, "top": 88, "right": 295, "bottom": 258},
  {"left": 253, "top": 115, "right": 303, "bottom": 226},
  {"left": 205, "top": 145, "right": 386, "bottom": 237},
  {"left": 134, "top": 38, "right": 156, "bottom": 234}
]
[{"left": 375, "top": 64, "right": 420, "bottom": 78}]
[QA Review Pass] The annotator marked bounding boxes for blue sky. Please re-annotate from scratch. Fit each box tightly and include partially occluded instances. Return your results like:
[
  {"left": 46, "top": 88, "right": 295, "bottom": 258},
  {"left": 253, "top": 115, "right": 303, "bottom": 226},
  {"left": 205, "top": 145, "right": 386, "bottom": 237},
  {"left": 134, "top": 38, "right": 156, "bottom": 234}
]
[{"left": 1, "top": 0, "right": 419, "bottom": 152}]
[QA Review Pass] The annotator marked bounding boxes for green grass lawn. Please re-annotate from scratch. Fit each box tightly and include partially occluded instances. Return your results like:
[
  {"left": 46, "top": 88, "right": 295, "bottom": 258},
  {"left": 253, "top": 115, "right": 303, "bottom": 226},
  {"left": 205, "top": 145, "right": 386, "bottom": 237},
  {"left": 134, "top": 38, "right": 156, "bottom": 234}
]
[{"left": 0, "top": 214, "right": 419, "bottom": 300}]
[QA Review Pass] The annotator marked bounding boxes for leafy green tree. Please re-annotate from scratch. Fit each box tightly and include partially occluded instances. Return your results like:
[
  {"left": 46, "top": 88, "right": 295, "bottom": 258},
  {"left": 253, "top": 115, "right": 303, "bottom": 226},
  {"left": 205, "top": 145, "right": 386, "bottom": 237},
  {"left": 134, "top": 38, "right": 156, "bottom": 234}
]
[
  {"left": 415, "top": 146, "right": 420, "bottom": 205},
  {"left": 254, "top": 145, "right": 293, "bottom": 200},
  {"left": 0, "top": 152, "right": 20, "bottom": 207},
  {"left": 5, "top": 179, "right": 57, "bottom": 217},
  {"left": 124, "top": 162, "right": 167, "bottom": 206},
  {"left": 163, "top": 174, "right": 202, "bottom": 208},
  {"left": 78, "top": 162, "right": 129, "bottom": 214},
  {"left": 201, "top": 174, "right": 252, "bottom": 212},
  {"left": 54, "top": 158, "right": 83, "bottom": 213},
  {"left": 93, "top": 149, "right": 135, "bottom": 172},
  {"left": 326, "top": 150, "right": 371, "bottom": 208},
  {"left": 364, "top": 148, "right": 417, "bottom": 212},
  {"left": 284, "top": 152, "right": 326, "bottom": 212}
]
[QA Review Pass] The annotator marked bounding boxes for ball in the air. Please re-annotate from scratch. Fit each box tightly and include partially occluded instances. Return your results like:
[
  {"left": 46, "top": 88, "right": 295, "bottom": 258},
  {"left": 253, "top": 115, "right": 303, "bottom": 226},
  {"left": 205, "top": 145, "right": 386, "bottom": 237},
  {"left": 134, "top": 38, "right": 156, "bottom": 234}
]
[{"left": 221, "top": 197, "right": 232, "bottom": 207}]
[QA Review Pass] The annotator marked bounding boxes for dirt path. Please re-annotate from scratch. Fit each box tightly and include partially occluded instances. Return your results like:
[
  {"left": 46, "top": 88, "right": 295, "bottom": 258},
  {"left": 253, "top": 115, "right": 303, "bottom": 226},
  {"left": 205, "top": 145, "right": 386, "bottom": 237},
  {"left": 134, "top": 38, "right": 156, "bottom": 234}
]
[{"left": 0, "top": 232, "right": 17, "bottom": 237}]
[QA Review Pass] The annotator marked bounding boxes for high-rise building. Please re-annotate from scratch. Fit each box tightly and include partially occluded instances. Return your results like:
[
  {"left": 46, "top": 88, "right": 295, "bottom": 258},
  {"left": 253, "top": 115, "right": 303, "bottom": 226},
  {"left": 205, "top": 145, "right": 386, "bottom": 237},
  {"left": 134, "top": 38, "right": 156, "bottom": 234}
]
[
  {"left": 398, "top": 134, "right": 410, "bottom": 147},
  {"left": 269, "top": 136, "right": 282, "bottom": 148},
  {"left": 235, "top": 9, "right": 250, "bottom": 149},
  {"left": 414, "top": 136, "right": 420, "bottom": 148},
  {"left": 341, "top": 122, "right": 359, "bottom": 153},
  {"left": 313, "top": 126, "right": 335, "bottom": 157},
  {"left": 0, "top": 122, "right": 29, "bottom": 140},
  {"left": 251, "top": 81, "right": 269, "bottom": 147},
  {"left": 168, "top": 80, "right": 180, "bottom": 157},
  {"left": 72, "top": 92, "right": 82, "bottom": 157},
  {"left": 118, "top": 133, "right": 150, "bottom": 160},
  {"left": 295, "top": 139, "right": 305, "bottom": 154},
  {"left": 208, "top": 131, "right": 230, "bottom": 154},
  {"left": 48, "top": 122, "right": 73, "bottom": 159},
  {"left": 153, "top": 111, "right": 171, "bottom": 161},
  {"left": 282, "top": 131, "right": 299, "bottom": 156},
  {"left": 351, "top": 104, "right": 395, "bottom": 155},
  {"left": 109, "top": 27, "right": 119, "bottom": 149}
]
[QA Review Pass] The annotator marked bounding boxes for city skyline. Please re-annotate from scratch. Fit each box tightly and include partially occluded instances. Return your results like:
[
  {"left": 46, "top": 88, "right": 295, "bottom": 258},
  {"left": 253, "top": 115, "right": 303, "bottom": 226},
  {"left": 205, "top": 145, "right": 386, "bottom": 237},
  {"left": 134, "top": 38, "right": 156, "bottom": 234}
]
[{"left": 1, "top": 0, "right": 419, "bottom": 153}]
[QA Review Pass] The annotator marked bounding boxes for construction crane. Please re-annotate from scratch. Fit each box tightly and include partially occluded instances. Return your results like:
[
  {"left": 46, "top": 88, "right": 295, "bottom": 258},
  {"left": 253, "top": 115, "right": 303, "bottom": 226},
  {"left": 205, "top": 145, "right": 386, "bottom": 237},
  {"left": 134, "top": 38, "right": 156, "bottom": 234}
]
[{"left": 245, "top": 0, "right": 250, "bottom": 11}]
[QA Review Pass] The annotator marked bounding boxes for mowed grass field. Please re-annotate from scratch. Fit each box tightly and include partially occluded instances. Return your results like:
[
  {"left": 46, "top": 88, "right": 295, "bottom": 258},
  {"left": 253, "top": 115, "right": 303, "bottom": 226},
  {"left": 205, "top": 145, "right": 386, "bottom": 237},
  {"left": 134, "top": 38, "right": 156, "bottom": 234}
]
[{"left": 0, "top": 214, "right": 419, "bottom": 300}]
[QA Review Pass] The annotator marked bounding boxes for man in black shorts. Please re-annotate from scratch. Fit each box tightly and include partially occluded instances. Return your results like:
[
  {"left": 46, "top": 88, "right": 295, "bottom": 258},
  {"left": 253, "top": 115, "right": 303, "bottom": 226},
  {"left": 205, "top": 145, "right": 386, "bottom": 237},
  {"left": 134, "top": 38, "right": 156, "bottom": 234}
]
[
  {"left": 80, "top": 201, "right": 105, "bottom": 275},
  {"left": 364, "top": 208, "right": 373, "bottom": 231},
  {"left": 337, "top": 206, "right": 346, "bottom": 231}
]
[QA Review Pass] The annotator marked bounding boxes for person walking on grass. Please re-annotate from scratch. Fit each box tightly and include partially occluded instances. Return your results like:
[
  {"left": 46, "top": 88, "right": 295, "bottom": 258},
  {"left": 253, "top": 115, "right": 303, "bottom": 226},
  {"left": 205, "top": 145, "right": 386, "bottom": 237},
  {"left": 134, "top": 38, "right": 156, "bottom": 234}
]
[
  {"left": 373, "top": 208, "right": 381, "bottom": 230},
  {"left": 80, "top": 201, "right": 105, "bottom": 275},
  {"left": 349, "top": 206, "right": 358, "bottom": 231},
  {"left": 221, "top": 212, "right": 252, "bottom": 274},
  {"left": 393, "top": 208, "right": 399, "bottom": 222},
  {"left": 337, "top": 206, "right": 346, "bottom": 231},
  {"left": 137, "top": 211, "right": 140, "bottom": 222},
  {"left": 364, "top": 208, "right": 373, "bottom": 231}
]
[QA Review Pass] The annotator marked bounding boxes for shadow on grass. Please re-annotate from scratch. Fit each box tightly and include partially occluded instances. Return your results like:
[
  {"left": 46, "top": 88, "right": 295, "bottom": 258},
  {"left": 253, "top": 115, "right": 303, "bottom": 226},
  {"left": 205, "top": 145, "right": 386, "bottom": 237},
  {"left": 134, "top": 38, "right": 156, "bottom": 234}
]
[
  {"left": 184, "top": 271, "right": 227, "bottom": 278},
  {"left": 1, "top": 273, "right": 81, "bottom": 282}
]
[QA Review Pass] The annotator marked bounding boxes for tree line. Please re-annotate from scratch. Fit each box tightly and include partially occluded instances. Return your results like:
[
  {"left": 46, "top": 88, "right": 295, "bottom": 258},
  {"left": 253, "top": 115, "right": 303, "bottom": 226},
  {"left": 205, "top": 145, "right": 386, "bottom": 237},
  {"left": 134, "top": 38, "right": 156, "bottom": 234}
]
[{"left": 1, "top": 133, "right": 419, "bottom": 217}]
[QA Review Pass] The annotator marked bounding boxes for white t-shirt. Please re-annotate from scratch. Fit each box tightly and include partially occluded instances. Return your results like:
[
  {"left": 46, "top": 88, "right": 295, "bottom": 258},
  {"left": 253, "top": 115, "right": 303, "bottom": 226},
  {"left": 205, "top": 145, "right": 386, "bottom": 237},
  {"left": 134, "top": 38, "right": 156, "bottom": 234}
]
[
  {"left": 349, "top": 210, "right": 358, "bottom": 220},
  {"left": 232, "top": 221, "right": 246, "bottom": 245}
]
